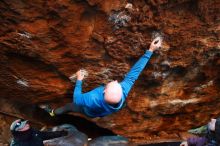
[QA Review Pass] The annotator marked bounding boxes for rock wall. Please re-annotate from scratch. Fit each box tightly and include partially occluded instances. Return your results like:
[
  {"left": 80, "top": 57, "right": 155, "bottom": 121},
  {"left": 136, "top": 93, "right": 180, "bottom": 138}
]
[{"left": 0, "top": 0, "right": 219, "bottom": 144}]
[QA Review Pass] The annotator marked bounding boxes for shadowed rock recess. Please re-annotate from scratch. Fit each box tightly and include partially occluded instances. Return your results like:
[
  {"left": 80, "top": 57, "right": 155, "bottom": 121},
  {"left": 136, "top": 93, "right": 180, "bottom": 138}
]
[{"left": 0, "top": 0, "right": 219, "bottom": 145}]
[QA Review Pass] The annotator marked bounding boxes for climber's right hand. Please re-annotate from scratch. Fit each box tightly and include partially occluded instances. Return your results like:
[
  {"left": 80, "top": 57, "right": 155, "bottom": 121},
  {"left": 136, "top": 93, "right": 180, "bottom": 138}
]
[
  {"left": 149, "top": 37, "right": 162, "bottom": 52},
  {"left": 76, "top": 70, "right": 84, "bottom": 81}
]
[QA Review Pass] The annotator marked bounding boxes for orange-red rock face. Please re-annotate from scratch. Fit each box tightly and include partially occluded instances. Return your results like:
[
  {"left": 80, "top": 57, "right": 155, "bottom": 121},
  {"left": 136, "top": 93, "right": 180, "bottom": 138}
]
[{"left": 0, "top": 0, "right": 219, "bottom": 144}]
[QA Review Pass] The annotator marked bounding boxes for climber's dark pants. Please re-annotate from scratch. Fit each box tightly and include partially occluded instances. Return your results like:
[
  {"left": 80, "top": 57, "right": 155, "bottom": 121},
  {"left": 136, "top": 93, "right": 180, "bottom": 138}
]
[{"left": 54, "top": 103, "right": 85, "bottom": 115}]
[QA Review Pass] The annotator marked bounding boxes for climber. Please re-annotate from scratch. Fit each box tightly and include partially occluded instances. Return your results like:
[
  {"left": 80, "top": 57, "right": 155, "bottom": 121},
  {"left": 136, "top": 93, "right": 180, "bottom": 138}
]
[
  {"left": 180, "top": 117, "right": 220, "bottom": 146},
  {"left": 10, "top": 119, "right": 68, "bottom": 146},
  {"left": 41, "top": 37, "right": 162, "bottom": 118}
]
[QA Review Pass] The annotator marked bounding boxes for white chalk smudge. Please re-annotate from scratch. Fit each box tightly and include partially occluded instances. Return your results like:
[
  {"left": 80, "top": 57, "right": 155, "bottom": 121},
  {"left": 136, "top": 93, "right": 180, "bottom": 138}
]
[
  {"left": 151, "top": 31, "right": 164, "bottom": 42},
  {"left": 17, "top": 32, "right": 32, "bottom": 39},
  {"left": 162, "top": 72, "right": 170, "bottom": 79},
  {"left": 125, "top": 3, "right": 133, "bottom": 9},
  {"left": 152, "top": 72, "right": 162, "bottom": 78},
  {"left": 194, "top": 80, "right": 214, "bottom": 92},
  {"left": 168, "top": 98, "right": 200, "bottom": 105},
  {"left": 150, "top": 98, "right": 200, "bottom": 108},
  {"left": 100, "top": 68, "right": 111, "bottom": 74},
  {"left": 69, "top": 69, "right": 88, "bottom": 82},
  {"left": 150, "top": 101, "right": 158, "bottom": 108},
  {"left": 161, "top": 60, "right": 171, "bottom": 66},
  {"left": 17, "top": 79, "right": 29, "bottom": 87},
  {"left": 109, "top": 11, "right": 131, "bottom": 29},
  {"left": 152, "top": 71, "right": 169, "bottom": 79}
]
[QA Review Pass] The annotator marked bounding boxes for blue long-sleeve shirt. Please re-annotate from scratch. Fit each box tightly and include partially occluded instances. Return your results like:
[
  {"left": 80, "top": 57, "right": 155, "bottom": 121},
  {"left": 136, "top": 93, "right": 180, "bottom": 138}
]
[{"left": 73, "top": 50, "right": 153, "bottom": 118}]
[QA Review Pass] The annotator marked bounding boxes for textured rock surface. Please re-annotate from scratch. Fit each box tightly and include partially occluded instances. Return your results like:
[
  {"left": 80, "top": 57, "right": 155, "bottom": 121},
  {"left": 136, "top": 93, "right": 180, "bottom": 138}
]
[{"left": 0, "top": 0, "right": 220, "bottom": 144}]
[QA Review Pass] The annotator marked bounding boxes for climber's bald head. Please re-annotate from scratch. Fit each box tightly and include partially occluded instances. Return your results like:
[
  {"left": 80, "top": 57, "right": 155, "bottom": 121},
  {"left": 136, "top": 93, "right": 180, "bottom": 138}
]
[{"left": 104, "top": 80, "right": 122, "bottom": 105}]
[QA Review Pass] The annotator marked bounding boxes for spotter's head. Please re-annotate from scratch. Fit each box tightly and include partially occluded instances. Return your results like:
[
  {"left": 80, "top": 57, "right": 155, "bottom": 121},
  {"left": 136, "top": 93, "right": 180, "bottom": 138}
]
[
  {"left": 10, "top": 119, "right": 32, "bottom": 140},
  {"left": 104, "top": 80, "right": 122, "bottom": 104},
  {"left": 10, "top": 119, "right": 30, "bottom": 132}
]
